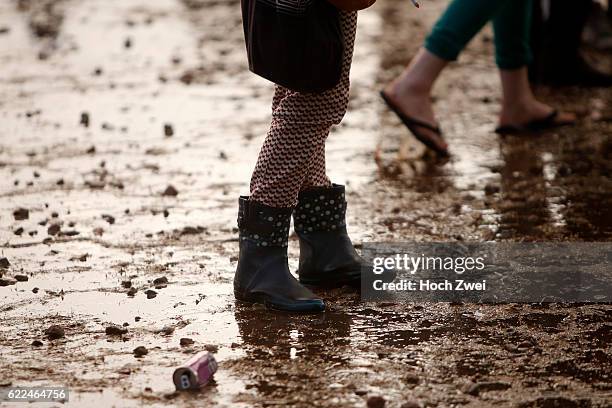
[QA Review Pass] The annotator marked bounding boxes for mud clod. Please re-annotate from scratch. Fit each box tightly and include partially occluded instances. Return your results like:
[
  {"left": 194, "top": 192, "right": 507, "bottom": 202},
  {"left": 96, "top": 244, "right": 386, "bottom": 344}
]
[
  {"left": 44, "top": 325, "right": 65, "bottom": 340},
  {"left": 180, "top": 338, "right": 194, "bottom": 346},
  {"left": 133, "top": 346, "right": 148, "bottom": 357},
  {"left": 80, "top": 112, "right": 89, "bottom": 127},
  {"left": 157, "top": 326, "right": 174, "bottom": 336},
  {"left": 127, "top": 287, "right": 137, "bottom": 297},
  {"left": 13, "top": 208, "right": 29, "bottom": 220},
  {"left": 0, "top": 278, "right": 17, "bottom": 287},
  {"left": 162, "top": 185, "right": 179, "bottom": 196},
  {"left": 70, "top": 253, "right": 89, "bottom": 262},
  {"left": 164, "top": 124, "right": 174, "bottom": 137},
  {"left": 106, "top": 326, "right": 128, "bottom": 336},
  {"left": 14, "top": 275, "right": 28, "bottom": 282},
  {"left": 145, "top": 289, "right": 157, "bottom": 299},
  {"left": 0, "top": 257, "right": 10, "bottom": 269},
  {"left": 367, "top": 395, "right": 386, "bottom": 408},
  {"left": 47, "top": 224, "right": 60, "bottom": 236},
  {"left": 121, "top": 280, "right": 132, "bottom": 288},
  {"left": 464, "top": 381, "right": 511, "bottom": 396},
  {"left": 404, "top": 373, "right": 420, "bottom": 385},
  {"left": 101, "top": 214, "right": 115, "bottom": 225},
  {"left": 204, "top": 344, "right": 219, "bottom": 353},
  {"left": 153, "top": 276, "right": 168, "bottom": 286},
  {"left": 31, "top": 340, "right": 43, "bottom": 347}
]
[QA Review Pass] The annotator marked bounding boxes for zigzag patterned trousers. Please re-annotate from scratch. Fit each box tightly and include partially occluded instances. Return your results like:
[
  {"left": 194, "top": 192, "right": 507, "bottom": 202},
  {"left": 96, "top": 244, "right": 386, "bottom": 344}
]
[{"left": 250, "top": 11, "right": 358, "bottom": 208}]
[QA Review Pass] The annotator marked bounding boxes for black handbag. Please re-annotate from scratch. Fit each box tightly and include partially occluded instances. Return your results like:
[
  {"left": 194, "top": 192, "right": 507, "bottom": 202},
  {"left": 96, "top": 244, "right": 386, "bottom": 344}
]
[{"left": 241, "top": 0, "right": 344, "bottom": 93}]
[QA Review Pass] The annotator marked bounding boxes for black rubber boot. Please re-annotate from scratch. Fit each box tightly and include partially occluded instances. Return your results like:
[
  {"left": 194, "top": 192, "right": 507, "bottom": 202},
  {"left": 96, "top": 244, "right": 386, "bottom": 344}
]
[
  {"left": 293, "top": 184, "right": 363, "bottom": 288},
  {"left": 234, "top": 196, "right": 325, "bottom": 313}
]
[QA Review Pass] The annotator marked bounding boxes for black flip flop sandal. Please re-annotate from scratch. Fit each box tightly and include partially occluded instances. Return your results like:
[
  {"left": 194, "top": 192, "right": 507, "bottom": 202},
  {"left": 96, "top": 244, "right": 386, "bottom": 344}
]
[
  {"left": 380, "top": 90, "right": 449, "bottom": 157},
  {"left": 495, "top": 110, "right": 574, "bottom": 135}
]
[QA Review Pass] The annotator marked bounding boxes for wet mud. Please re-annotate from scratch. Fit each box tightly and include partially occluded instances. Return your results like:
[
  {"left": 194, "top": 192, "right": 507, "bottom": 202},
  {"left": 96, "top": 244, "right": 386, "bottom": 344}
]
[{"left": 0, "top": 0, "right": 611, "bottom": 406}]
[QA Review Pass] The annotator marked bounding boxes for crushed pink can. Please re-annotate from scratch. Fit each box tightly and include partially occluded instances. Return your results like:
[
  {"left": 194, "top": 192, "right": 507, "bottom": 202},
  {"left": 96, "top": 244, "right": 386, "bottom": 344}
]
[{"left": 173, "top": 351, "right": 218, "bottom": 390}]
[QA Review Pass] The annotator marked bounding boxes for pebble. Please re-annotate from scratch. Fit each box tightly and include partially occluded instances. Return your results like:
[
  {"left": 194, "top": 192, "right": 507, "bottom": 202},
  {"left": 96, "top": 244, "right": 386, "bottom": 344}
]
[
  {"left": 121, "top": 281, "right": 132, "bottom": 288},
  {"left": 404, "top": 373, "right": 420, "bottom": 385},
  {"left": 181, "top": 226, "right": 205, "bottom": 235},
  {"left": 14, "top": 275, "right": 28, "bottom": 282},
  {"left": 0, "top": 278, "right": 17, "bottom": 286},
  {"left": 45, "top": 325, "right": 65, "bottom": 340},
  {"left": 13, "top": 208, "right": 29, "bottom": 220},
  {"left": 162, "top": 185, "right": 179, "bottom": 196},
  {"left": 157, "top": 326, "right": 174, "bottom": 336},
  {"left": 133, "top": 346, "right": 148, "bottom": 357},
  {"left": 31, "top": 340, "right": 43, "bottom": 347},
  {"left": 400, "top": 402, "right": 421, "bottom": 408},
  {"left": 204, "top": 344, "right": 219, "bottom": 353},
  {"left": 0, "top": 257, "right": 10, "bottom": 269},
  {"left": 179, "top": 338, "right": 194, "bottom": 346},
  {"left": 367, "top": 395, "right": 386, "bottom": 408},
  {"left": 14, "top": 227, "right": 24, "bottom": 236},
  {"left": 47, "top": 224, "right": 61, "bottom": 236},
  {"left": 70, "top": 254, "right": 89, "bottom": 262},
  {"left": 106, "top": 326, "right": 128, "bottom": 336},
  {"left": 164, "top": 124, "right": 174, "bottom": 137},
  {"left": 153, "top": 276, "right": 168, "bottom": 286},
  {"left": 127, "top": 287, "right": 137, "bottom": 297},
  {"left": 32, "top": 287, "right": 39, "bottom": 293},
  {"left": 145, "top": 289, "right": 157, "bottom": 299},
  {"left": 464, "top": 381, "right": 511, "bottom": 396},
  {"left": 80, "top": 112, "right": 90, "bottom": 127},
  {"left": 102, "top": 214, "right": 115, "bottom": 225}
]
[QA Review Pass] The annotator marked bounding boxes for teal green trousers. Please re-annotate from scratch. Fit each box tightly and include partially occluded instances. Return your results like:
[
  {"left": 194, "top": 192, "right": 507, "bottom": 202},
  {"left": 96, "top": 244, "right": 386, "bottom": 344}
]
[{"left": 424, "top": 0, "right": 533, "bottom": 70}]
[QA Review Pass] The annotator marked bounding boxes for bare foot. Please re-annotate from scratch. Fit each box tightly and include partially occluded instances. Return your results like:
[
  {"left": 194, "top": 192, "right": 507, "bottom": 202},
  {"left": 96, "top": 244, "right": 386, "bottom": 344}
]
[
  {"left": 382, "top": 81, "right": 449, "bottom": 155},
  {"left": 499, "top": 99, "right": 576, "bottom": 130}
]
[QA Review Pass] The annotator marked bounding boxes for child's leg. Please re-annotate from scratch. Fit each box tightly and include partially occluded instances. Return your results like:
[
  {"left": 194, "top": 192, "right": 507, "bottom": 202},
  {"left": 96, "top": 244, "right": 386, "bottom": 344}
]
[
  {"left": 492, "top": 0, "right": 533, "bottom": 70},
  {"left": 298, "top": 11, "right": 357, "bottom": 191},
  {"left": 250, "top": 119, "right": 332, "bottom": 208},
  {"left": 250, "top": 11, "right": 357, "bottom": 207},
  {"left": 300, "top": 141, "right": 331, "bottom": 191}
]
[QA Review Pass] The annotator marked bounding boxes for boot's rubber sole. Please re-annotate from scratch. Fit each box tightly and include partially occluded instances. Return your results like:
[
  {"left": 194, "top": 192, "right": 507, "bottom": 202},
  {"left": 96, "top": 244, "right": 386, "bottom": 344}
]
[
  {"left": 298, "top": 269, "right": 361, "bottom": 289},
  {"left": 299, "top": 277, "right": 360, "bottom": 289},
  {"left": 234, "top": 289, "right": 325, "bottom": 313}
]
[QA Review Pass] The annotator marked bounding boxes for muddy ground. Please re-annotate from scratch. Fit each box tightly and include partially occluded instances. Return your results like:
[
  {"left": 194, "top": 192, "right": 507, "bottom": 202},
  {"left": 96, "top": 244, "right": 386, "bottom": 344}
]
[{"left": 1, "top": 0, "right": 611, "bottom": 407}]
